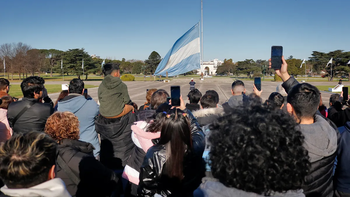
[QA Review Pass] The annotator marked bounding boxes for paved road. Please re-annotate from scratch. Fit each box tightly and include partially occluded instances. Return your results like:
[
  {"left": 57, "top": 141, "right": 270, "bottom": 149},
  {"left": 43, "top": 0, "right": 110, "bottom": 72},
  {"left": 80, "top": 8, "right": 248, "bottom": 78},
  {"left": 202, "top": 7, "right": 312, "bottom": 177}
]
[{"left": 47, "top": 77, "right": 344, "bottom": 108}]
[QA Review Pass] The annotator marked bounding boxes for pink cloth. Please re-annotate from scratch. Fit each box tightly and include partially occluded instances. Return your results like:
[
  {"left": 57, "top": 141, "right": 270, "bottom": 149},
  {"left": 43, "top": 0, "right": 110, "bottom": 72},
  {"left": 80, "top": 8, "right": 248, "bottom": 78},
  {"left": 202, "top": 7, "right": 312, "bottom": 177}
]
[
  {"left": 0, "top": 108, "right": 12, "bottom": 143},
  {"left": 131, "top": 121, "right": 160, "bottom": 152}
]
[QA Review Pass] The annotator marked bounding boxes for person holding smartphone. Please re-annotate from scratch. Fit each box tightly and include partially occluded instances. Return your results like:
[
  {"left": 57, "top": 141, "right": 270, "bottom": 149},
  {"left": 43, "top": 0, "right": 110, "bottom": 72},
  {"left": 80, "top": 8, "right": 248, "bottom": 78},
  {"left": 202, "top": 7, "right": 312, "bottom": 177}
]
[{"left": 271, "top": 55, "right": 338, "bottom": 197}]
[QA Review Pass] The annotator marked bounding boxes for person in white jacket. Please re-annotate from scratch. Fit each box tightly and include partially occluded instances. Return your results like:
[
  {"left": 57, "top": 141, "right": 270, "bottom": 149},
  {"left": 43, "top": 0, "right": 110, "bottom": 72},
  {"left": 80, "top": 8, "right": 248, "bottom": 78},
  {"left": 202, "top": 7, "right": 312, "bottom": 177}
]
[{"left": 0, "top": 131, "right": 71, "bottom": 197}]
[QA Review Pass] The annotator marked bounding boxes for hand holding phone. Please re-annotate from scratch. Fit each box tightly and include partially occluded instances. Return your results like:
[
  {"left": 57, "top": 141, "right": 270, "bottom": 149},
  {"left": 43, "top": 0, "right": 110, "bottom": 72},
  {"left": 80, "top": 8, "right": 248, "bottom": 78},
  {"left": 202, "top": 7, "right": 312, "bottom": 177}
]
[
  {"left": 271, "top": 46, "right": 283, "bottom": 69},
  {"left": 254, "top": 77, "right": 261, "bottom": 91},
  {"left": 171, "top": 86, "right": 181, "bottom": 106}
]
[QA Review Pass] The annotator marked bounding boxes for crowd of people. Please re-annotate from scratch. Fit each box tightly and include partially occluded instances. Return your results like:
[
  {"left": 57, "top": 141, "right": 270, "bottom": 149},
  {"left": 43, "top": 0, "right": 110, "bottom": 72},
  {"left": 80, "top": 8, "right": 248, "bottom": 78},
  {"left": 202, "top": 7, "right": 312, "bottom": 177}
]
[{"left": 0, "top": 58, "right": 348, "bottom": 197}]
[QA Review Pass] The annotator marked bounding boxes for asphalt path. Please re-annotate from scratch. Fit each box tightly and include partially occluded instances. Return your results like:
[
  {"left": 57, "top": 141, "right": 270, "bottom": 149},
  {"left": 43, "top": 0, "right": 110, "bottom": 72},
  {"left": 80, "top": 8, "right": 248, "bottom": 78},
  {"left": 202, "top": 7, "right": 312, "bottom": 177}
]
[{"left": 46, "top": 77, "right": 346, "bottom": 108}]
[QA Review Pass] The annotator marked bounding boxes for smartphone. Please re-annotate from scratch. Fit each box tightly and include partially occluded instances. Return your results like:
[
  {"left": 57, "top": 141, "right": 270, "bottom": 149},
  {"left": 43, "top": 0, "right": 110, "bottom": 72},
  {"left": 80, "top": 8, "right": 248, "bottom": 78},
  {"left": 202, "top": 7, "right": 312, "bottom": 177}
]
[
  {"left": 254, "top": 77, "right": 261, "bottom": 91},
  {"left": 171, "top": 86, "right": 181, "bottom": 106},
  {"left": 84, "top": 89, "right": 88, "bottom": 98},
  {"left": 343, "top": 87, "right": 348, "bottom": 102},
  {"left": 271, "top": 46, "right": 283, "bottom": 69}
]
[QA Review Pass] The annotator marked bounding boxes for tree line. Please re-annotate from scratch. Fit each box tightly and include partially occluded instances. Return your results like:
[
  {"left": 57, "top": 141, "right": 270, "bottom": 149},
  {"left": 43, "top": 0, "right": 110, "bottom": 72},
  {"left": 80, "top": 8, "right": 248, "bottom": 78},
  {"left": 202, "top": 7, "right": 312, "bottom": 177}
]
[
  {"left": 216, "top": 50, "right": 350, "bottom": 80},
  {"left": 1, "top": 42, "right": 349, "bottom": 80},
  {"left": 0, "top": 42, "right": 156, "bottom": 80}
]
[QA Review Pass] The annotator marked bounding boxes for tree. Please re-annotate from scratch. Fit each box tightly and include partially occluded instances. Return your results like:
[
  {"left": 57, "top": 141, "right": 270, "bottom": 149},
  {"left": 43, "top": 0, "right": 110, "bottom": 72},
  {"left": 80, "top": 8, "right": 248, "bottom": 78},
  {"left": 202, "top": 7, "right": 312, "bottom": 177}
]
[
  {"left": 236, "top": 59, "right": 260, "bottom": 77},
  {"left": 216, "top": 59, "right": 235, "bottom": 75},
  {"left": 132, "top": 61, "right": 143, "bottom": 74},
  {"left": 11, "top": 42, "right": 31, "bottom": 80},
  {"left": 40, "top": 49, "right": 63, "bottom": 77},
  {"left": 26, "top": 49, "right": 45, "bottom": 76},
  {"left": 285, "top": 58, "right": 303, "bottom": 76},
  {"left": 62, "top": 48, "right": 95, "bottom": 79},
  {"left": 145, "top": 51, "right": 161, "bottom": 75},
  {"left": 310, "top": 50, "right": 350, "bottom": 80}
]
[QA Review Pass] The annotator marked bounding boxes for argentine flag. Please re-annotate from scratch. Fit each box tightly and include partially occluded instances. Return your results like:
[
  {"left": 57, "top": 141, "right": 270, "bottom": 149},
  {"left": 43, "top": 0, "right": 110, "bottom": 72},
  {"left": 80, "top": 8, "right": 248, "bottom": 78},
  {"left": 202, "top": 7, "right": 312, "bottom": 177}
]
[{"left": 154, "top": 23, "right": 200, "bottom": 76}]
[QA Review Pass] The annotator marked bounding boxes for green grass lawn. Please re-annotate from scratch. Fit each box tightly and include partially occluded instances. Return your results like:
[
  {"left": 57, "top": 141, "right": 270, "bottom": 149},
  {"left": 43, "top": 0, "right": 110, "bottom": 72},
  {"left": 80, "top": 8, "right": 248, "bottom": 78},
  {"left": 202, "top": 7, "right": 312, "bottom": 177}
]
[{"left": 9, "top": 84, "right": 97, "bottom": 98}]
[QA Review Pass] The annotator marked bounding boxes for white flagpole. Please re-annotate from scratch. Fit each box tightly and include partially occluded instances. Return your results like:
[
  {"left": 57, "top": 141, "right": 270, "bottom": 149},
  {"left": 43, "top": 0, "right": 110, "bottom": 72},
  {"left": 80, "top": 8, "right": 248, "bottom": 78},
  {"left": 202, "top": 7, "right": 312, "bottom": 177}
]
[
  {"left": 61, "top": 59, "right": 64, "bottom": 81},
  {"left": 3, "top": 58, "right": 5, "bottom": 78},
  {"left": 82, "top": 59, "right": 84, "bottom": 76},
  {"left": 200, "top": 0, "right": 204, "bottom": 79}
]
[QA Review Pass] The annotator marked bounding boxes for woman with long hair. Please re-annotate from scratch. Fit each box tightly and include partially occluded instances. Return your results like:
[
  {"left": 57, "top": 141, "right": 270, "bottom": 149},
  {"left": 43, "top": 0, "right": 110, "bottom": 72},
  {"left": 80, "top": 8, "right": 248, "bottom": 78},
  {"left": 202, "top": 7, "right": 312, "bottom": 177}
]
[{"left": 138, "top": 108, "right": 205, "bottom": 196}]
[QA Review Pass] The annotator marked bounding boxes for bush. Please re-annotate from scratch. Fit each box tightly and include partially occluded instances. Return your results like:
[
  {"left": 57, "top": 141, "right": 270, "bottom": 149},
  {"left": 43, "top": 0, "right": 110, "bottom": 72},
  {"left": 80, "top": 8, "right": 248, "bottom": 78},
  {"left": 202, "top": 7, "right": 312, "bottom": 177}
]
[
  {"left": 274, "top": 75, "right": 282, "bottom": 81},
  {"left": 253, "top": 73, "right": 262, "bottom": 77},
  {"left": 121, "top": 74, "right": 135, "bottom": 81}
]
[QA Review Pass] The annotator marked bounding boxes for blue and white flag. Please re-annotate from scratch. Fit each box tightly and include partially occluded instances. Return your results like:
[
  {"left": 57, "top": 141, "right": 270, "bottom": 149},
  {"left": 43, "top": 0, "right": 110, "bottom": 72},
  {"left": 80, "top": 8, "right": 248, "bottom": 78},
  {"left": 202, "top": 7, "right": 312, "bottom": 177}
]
[
  {"left": 101, "top": 59, "right": 105, "bottom": 68},
  {"left": 154, "top": 23, "right": 200, "bottom": 76}
]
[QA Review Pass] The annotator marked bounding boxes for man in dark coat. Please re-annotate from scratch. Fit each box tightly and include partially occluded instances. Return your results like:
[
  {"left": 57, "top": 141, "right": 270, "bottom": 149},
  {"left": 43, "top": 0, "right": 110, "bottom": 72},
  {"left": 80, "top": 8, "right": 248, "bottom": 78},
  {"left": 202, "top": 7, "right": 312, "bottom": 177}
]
[{"left": 7, "top": 76, "right": 53, "bottom": 133}]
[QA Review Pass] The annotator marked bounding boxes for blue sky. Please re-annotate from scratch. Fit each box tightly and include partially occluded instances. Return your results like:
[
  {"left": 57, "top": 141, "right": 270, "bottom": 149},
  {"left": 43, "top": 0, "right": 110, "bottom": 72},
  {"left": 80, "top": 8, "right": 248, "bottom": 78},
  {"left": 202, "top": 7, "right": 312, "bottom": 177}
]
[{"left": 1, "top": 0, "right": 349, "bottom": 62}]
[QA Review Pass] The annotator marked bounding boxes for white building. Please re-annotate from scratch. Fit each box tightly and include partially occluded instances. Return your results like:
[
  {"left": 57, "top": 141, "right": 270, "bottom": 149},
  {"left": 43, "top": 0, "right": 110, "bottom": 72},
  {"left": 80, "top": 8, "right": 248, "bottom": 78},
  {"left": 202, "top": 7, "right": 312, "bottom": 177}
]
[
  {"left": 91, "top": 54, "right": 100, "bottom": 59},
  {"left": 196, "top": 59, "right": 223, "bottom": 75}
]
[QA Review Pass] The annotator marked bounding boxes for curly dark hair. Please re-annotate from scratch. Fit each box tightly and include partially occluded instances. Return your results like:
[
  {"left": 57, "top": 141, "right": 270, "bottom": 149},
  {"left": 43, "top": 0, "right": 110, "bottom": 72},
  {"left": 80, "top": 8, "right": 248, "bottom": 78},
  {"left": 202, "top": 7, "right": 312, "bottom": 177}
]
[
  {"left": 209, "top": 98, "right": 310, "bottom": 195},
  {"left": 45, "top": 111, "right": 80, "bottom": 142}
]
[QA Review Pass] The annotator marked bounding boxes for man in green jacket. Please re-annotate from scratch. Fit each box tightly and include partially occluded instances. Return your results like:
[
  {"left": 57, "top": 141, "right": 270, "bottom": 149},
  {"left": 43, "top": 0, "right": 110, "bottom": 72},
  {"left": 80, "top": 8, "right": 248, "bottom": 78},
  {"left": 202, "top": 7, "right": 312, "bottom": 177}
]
[
  {"left": 98, "top": 63, "right": 133, "bottom": 117},
  {"left": 95, "top": 63, "right": 137, "bottom": 170}
]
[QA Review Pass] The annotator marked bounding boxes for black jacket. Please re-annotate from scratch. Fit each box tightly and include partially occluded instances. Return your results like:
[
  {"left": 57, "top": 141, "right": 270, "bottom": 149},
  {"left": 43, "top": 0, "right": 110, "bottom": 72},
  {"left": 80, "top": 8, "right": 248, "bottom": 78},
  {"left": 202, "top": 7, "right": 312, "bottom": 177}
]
[
  {"left": 328, "top": 107, "right": 350, "bottom": 127},
  {"left": 138, "top": 110, "right": 206, "bottom": 197},
  {"left": 222, "top": 94, "right": 249, "bottom": 114},
  {"left": 95, "top": 111, "right": 137, "bottom": 170},
  {"left": 282, "top": 77, "right": 338, "bottom": 197},
  {"left": 56, "top": 139, "right": 121, "bottom": 197},
  {"left": 334, "top": 122, "right": 350, "bottom": 194},
  {"left": 185, "top": 103, "right": 201, "bottom": 112},
  {"left": 7, "top": 98, "right": 53, "bottom": 133}
]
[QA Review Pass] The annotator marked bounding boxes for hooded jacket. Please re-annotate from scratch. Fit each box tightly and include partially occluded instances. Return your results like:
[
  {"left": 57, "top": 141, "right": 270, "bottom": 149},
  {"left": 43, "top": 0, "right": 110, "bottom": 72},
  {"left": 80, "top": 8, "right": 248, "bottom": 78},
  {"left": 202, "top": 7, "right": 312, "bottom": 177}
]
[
  {"left": 138, "top": 110, "right": 206, "bottom": 197},
  {"left": 0, "top": 178, "right": 71, "bottom": 197},
  {"left": 222, "top": 94, "right": 248, "bottom": 114},
  {"left": 56, "top": 139, "right": 120, "bottom": 197},
  {"left": 198, "top": 178, "right": 305, "bottom": 197},
  {"left": 7, "top": 98, "right": 53, "bottom": 133},
  {"left": 282, "top": 77, "right": 338, "bottom": 197},
  {"left": 192, "top": 107, "right": 224, "bottom": 127},
  {"left": 98, "top": 75, "right": 130, "bottom": 117},
  {"left": 57, "top": 94, "right": 100, "bottom": 157}
]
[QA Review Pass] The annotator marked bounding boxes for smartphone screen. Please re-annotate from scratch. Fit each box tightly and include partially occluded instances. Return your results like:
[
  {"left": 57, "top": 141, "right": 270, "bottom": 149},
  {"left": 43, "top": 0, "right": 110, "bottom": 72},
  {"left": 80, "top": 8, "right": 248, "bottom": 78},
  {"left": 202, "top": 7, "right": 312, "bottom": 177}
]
[
  {"left": 343, "top": 87, "right": 348, "bottom": 102},
  {"left": 254, "top": 77, "right": 261, "bottom": 91},
  {"left": 271, "top": 46, "right": 283, "bottom": 69},
  {"left": 171, "top": 86, "right": 181, "bottom": 106}
]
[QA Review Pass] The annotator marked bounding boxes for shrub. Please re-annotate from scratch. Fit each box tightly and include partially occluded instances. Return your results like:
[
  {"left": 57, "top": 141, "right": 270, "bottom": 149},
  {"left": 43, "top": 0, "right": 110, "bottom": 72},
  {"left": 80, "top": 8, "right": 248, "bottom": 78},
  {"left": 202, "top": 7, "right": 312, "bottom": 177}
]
[
  {"left": 274, "top": 75, "right": 282, "bottom": 81},
  {"left": 121, "top": 74, "right": 135, "bottom": 81}
]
